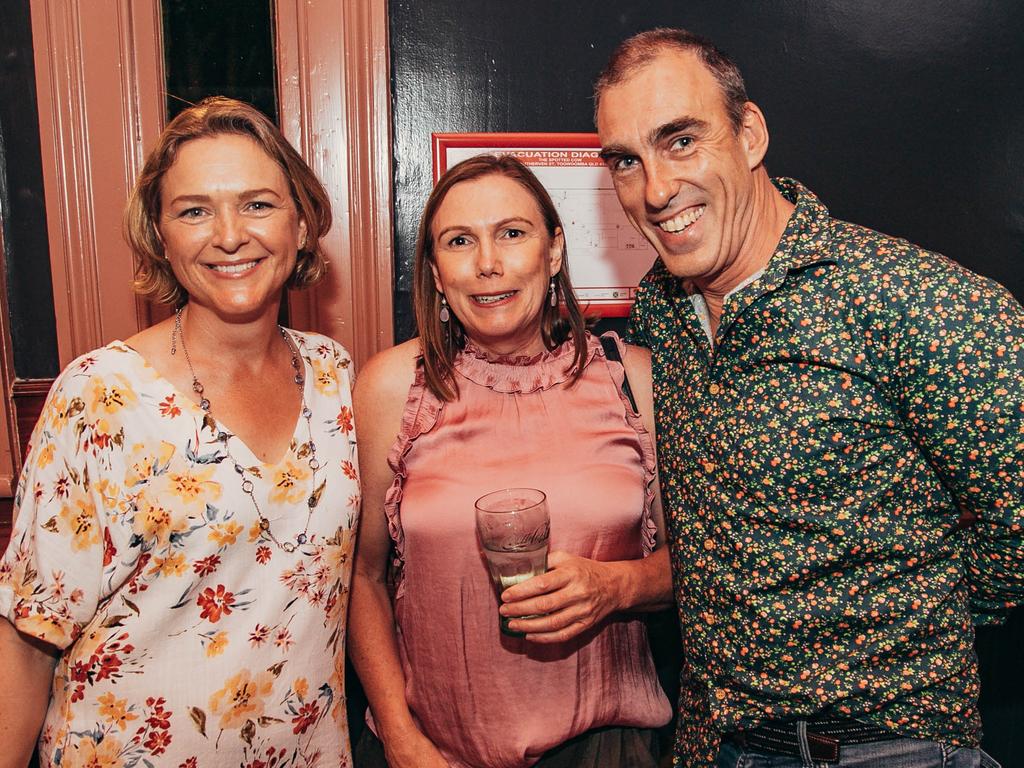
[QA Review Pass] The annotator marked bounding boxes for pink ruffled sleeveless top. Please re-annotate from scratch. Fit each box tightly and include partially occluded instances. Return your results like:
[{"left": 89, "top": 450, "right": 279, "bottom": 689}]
[{"left": 382, "top": 332, "right": 672, "bottom": 768}]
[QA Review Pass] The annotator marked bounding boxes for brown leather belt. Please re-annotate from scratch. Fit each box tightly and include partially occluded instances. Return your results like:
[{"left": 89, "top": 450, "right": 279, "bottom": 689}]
[{"left": 732, "top": 716, "right": 898, "bottom": 762}]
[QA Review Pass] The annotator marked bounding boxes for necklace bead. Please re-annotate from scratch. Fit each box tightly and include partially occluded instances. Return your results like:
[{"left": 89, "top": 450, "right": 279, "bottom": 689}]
[{"left": 171, "top": 307, "right": 320, "bottom": 553}]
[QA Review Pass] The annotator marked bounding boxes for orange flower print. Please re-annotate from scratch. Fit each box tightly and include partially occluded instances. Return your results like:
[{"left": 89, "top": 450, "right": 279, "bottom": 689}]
[
  {"left": 197, "top": 584, "right": 235, "bottom": 623},
  {"left": 159, "top": 394, "right": 181, "bottom": 418},
  {"left": 208, "top": 521, "right": 244, "bottom": 547},
  {"left": 98, "top": 691, "right": 137, "bottom": 731},
  {"left": 148, "top": 552, "right": 188, "bottom": 578},
  {"left": 208, "top": 669, "right": 275, "bottom": 730},
  {"left": 335, "top": 406, "right": 353, "bottom": 435},
  {"left": 205, "top": 631, "right": 229, "bottom": 658},
  {"left": 341, "top": 460, "right": 358, "bottom": 481}
]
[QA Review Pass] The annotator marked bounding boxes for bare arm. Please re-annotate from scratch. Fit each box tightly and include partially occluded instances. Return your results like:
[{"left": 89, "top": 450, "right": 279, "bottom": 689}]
[
  {"left": 348, "top": 342, "right": 449, "bottom": 767},
  {"left": 501, "top": 342, "right": 674, "bottom": 642},
  {"left": 0, "top": 617, "right": 58, "bottom": 768}
]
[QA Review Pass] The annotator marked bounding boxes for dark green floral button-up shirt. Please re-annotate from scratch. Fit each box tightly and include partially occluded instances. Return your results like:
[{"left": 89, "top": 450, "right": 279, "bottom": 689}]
[{"left": 628, "top": 178, "right": 1024, "bottom": 767}]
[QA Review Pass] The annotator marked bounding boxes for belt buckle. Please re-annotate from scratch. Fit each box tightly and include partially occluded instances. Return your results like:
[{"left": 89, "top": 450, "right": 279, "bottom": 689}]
[{"left": 806, "top": 731, "right": 840, "bottom": 762}]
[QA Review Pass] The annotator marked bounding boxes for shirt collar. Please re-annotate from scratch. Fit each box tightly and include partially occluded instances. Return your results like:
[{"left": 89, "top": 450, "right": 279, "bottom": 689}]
[{"left": 766, "top": 177, "right": 837, "bottom": 274}]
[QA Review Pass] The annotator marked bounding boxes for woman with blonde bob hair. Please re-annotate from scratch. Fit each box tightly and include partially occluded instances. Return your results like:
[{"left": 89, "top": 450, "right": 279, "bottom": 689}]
[
  {"left": 127, "top": 96, "right": 332, "bottom": 305},
  {"left": 350, "top": 154, "right": 673, "bottom": 767},
  {"left": 0, "top": 97, "right": 361, "bottom": 766}
]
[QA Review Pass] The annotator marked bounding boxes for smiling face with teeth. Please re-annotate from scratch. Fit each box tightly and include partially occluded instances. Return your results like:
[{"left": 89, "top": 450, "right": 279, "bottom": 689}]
[
  {"left": 597, "top": 47, "right": 782, "bottom": 295},
  {"left": 157, "top": 134, "right": 307, "bottom": 323},
  {"left": 430, "top": 173, "right": 564, "bottom": 357}
]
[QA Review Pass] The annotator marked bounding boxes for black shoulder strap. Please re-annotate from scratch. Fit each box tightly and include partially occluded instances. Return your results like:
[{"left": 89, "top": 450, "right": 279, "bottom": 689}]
[{"left": 600, "top": 335, "right": 638, "bottom": 413}]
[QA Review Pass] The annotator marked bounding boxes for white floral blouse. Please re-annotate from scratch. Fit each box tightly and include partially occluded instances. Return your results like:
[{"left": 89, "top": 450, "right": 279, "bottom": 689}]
[{"left": 0, "top": 332, "right": 359, "bottom": 768}]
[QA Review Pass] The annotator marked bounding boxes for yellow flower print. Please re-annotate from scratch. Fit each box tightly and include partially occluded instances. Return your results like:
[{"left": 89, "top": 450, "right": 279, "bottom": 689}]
[
  {"left": 206, "top": 631, "right": 229, "bottom": 657},
  {"left": 269, "top": 460, "right": 311, "bottom": 506},
  {"left": 294, "top": 676, "right": 309, "bottom": 701},
  {"left": 248, "top": 520, "right": 263, "bottom": 543},
  {"left": 147, "top": 552, "right": 187, "bottom": 578},
  {"left": 36, "top": 442, "right": 56, "bottom": 469},
  {"left": 138, "top": 455, "right": 219, "bottom": 519},
  {"left": 328, "top": 660, "right": 345, "bottom": 723},
  {"left": 167, "top": 465, "right": 221, "bottom": 507},
  {"left": 311, "top": 358, "right": 338, "bottom": 396},
  {"left": 133, "top": 495, "right": 190, "bottom": 547},
  {"left": 94, "top": 478, "right": 126, "bottom": 517},
  {"left": 59, "top": 494, "right": 101, "bottom": 552},
  {"left": 319, "top": 529, "right": 354, "bottom": 574},
  {"left": 86, "top": 373, "right": 138, "bottom": 418},
  {"left": 124, "top": 441, "right": 176, "bottom": 487},
  {"left": 48, "top": 393, "right": 69, "bottom": 431},
  {"left": 209, "top": 521, "right": 244, "bottom": 547},
  {"left": 60, "top": 733, "right": 123, "bottom": 768},
  {"left": 208, "top": 668, "right": 275, "bottom": 730},
  {"left": 18, "top": 612, "right": 72, "bottom": 648},
  {"left": 97, "top": 691, "right": 137, "bottom": 731}
]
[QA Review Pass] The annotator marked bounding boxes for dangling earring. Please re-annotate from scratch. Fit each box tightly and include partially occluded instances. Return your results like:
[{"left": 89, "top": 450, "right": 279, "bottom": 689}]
[
  {"left": 548, "top": 278, "right": 557, "bottom": 307},
  {"left": 439, "top": 295, "right": 450, "bottom": 323}
]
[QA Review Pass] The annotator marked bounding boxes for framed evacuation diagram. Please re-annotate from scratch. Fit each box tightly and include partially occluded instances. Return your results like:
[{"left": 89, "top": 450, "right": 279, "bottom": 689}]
[{"left": 432, "top": 132, "right": 656, "bottom": 317}]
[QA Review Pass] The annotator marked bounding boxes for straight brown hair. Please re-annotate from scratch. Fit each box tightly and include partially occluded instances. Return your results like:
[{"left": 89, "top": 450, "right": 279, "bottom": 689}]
[{"left": 413, "top": 155, "right": 587, "bottom": 402}]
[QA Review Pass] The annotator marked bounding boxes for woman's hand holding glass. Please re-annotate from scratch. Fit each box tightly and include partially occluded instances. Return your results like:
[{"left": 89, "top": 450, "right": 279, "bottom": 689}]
[{"left": 498, "top": 550, "right": 630, "bottom": 642}]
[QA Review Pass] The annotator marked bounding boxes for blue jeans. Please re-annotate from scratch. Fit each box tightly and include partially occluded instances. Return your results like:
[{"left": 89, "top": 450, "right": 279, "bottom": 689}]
[{"left": 717, "top": 734, "right": 1002, "bottom": 768}]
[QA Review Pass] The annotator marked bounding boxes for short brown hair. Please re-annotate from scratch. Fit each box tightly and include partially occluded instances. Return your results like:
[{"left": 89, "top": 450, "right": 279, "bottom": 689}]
[
  {"left": 126, "top": 96, "right": 332, "bottom": 306},
  {"left": 594, "top": 28, "right": 748, "bottom": 131},
  {"left": 414, "top": 155, "right": 587, "bottom": 402}
]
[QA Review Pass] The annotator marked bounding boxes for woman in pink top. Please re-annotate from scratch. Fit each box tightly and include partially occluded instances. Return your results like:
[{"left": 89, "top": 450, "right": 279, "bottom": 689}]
[{"left": 349, "top": 155, "right": 673, "bottom": 767}]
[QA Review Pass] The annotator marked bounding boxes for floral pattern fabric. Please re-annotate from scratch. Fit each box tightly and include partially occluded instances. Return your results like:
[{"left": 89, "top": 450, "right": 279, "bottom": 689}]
[
  {"left": 0, "top": 332, "right": 360, "bottom": 768},
  {"left": 628, "top": 178, "right": 1024, "bottom": 766}
]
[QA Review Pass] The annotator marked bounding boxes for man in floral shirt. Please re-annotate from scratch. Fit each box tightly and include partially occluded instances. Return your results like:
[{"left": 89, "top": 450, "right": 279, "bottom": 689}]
[{"left": 595, "top": 28, "right": 1022, "bottom": 768}]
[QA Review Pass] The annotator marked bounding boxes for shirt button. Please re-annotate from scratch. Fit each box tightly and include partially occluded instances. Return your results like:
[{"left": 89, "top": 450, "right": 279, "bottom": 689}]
[{"left": 708, "top": 383, "right": 721, "bottom": 395}]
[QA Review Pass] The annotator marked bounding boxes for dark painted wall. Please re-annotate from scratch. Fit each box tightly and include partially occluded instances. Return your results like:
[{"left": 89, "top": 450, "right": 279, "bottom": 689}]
[
  {"left": 389, "top": 1, "right": 1023, "bottom": 338},
  {"left": 389, "top": 0, "right": 1024, "bottom": 760},
  {"left": 161, "top": 0, "right": 277, "bottom": 120},
  {"left": 0, "top": 0, "right": 59, "bottom": 378}
]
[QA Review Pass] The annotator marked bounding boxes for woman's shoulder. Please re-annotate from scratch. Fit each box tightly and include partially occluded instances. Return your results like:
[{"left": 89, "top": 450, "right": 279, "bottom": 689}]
[
  {"left": 49, "top": 341, "right": 144, "bottom": 396},
  {"left": 355, "top": 339, "right": 421, "bottom": 404}
]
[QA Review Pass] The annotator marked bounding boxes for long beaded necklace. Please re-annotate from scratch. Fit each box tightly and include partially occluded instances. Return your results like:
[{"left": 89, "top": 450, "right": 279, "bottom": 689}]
[{"left": 170, "top": 307, "right": 321, "bottom": 553}]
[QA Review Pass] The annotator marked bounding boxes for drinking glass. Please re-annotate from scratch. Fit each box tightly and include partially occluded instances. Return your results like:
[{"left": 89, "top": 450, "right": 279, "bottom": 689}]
[{"left": 474, "top": 487, "right": 550, "bottom": 636}]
